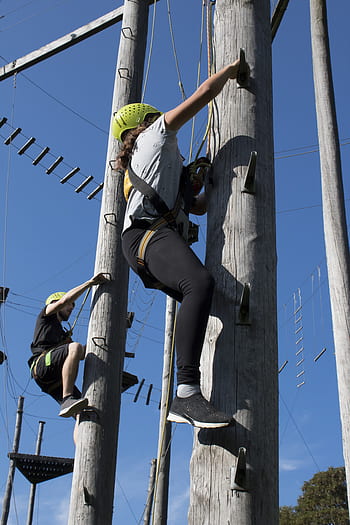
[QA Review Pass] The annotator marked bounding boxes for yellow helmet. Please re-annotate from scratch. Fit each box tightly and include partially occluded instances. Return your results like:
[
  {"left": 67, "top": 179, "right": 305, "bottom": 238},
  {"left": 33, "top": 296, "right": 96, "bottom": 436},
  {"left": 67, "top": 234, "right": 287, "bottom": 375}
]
[
  {"left": 45, "top": 292, "right": 66, "bottom": 305},
  {"left": 112, "top": 103, "right": 161, "bottom": 142}
]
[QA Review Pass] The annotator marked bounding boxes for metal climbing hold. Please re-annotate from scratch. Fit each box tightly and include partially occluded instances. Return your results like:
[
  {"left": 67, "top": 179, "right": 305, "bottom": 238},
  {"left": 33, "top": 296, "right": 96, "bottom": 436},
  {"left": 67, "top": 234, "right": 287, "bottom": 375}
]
[
  {"left": 237, "top": 49, "right": 250, "bottom": 88},
  {"left": 242, "top": 151, "right": 257, "bottom": 194}
]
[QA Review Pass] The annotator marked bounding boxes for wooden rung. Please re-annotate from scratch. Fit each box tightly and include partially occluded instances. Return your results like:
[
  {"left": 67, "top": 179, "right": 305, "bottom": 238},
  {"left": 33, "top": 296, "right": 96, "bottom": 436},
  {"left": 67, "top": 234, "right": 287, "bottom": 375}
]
[
  {"left": 314, "top": 347, "right": 327, "bottom": 362},
  {"left": 32, "top": 146, "right": 50, "bottom": 165},
  {"left": 46, "top": 156, "right": 64, "bottom": 174},
  {"left": 18, "top": 137, "right": 36, "bottom": 155},
  {"left": 75, "top": 175, "right": 93, "bottom": 193},
  {"left": 133, "top": 378, "right": 145, "bottom": 403},
  {"left": 87, "top": 183, "right": 103, "bottom": 200},
  {"left": 278, "top": 360, "right": 288, "bottom": 373},
  {"left": 60, "top": 167, "right": 80, "bottom": 183},
  {"left": 4, "top": 127, "right": 22, "bottom": 145}
]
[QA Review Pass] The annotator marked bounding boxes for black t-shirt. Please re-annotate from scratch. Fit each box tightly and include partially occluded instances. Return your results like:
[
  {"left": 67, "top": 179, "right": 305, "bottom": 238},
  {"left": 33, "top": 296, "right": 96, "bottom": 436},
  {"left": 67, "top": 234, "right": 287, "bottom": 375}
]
[{"left": 30, "top": 307, "right": 68, "bottom": 357}]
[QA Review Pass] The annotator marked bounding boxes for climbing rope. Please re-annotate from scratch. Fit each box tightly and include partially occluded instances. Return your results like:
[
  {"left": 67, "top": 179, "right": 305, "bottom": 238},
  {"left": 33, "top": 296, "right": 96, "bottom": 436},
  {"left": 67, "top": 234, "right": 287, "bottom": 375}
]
[
  {"left": 141, "top": 0, "right": 158, "bottom": 103},
  {"left": 166, "top": 0, "right": 187, "bottom": 101},
  {"left": 188, "top": 0, "right": 206, "bottom": 162},
  {"left": 192, "top": 0, "right": 216, "bottom": 162},
  {"left": 66, "top": 286, "right": 91, "bottom": 337}
]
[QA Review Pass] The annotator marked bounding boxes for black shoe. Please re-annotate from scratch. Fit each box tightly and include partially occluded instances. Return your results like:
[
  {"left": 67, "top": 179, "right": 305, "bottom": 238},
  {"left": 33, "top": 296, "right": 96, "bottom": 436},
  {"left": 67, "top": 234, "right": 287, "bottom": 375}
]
[
  {"left": 59, "top": 396, "right": 88, "bottom": 418},
  {"left": 167, "top": 394, "right": 232, "bottom": 428}
]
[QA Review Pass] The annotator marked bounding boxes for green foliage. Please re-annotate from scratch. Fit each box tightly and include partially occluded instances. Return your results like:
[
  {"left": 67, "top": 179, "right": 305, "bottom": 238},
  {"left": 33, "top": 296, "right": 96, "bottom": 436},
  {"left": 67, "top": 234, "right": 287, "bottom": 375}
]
[
  {"left": 280, "top": 505, "right": 296, "bottom": 524},
  {"left": 279, "top": 467, "right": 349, "bottom": 525}
]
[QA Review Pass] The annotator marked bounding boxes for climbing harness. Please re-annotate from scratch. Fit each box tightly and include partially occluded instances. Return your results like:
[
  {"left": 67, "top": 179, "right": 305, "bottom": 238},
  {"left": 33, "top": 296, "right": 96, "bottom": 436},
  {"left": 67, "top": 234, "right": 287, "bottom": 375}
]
[
  {"left": 30, "top": 287, "right": 92, "bottom": 390},
  {"left": 124, "top": 158, "right": 211, "bottom": 289}
]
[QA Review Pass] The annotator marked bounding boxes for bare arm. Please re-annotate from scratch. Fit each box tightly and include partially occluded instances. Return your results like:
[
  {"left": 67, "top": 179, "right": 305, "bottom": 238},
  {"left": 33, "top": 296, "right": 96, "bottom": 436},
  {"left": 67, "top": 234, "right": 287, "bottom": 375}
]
[
  {"left": 164, "top": 60, "right": 240, "bottom": 132},
  {"left": 45, "top": 273, "right": 108, "bottom": 315}
]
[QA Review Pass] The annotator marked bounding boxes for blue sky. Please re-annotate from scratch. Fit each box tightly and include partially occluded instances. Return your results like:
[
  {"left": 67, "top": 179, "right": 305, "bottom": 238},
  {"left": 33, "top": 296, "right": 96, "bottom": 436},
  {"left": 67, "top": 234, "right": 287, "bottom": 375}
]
[{"left": 0, "top": 0, "right": 349, "bottom": 523}]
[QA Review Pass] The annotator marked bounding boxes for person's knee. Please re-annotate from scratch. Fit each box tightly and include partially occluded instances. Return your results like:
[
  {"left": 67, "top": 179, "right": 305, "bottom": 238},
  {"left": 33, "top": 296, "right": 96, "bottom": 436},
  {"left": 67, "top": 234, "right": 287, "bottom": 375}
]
[
  {"left": 192, "top": 267, "right": 214, "bottom": 298},
  {"left": 68, "top": 342, "right": 85, "bottom": 361}
]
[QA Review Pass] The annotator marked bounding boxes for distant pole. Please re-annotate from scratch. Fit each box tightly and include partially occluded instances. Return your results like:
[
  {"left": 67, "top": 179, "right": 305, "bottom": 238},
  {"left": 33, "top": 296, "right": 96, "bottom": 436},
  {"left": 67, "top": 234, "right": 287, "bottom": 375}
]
[
  {"left": 26, "top": 421, "right": 45, "bottom": 525},
  {"left": 1, "top": 396, "right": 24, "bottom": 525},
  {"left": 152, "top": 297, "right": 176, "bottom": 525},
  {"left": 144, "top": 459, "right": 157, "bottom": 525},
  {"left": 189, "top": 0, "right": 278, "bottom": 523},
  {"left": 310, "top": 0, "right": 350, "bottom": 513},
  {"left": 68, "top": 1, "right": 150, "bottom": 523}
]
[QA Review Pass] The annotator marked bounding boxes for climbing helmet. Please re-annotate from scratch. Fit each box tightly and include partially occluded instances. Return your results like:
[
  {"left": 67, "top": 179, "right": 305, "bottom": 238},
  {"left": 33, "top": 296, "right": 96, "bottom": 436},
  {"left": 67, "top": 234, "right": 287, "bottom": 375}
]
[
  {"left": 112, "top": 103, "right": 162, "bottom": 142},
  {"left": 45, "top": 292, "right": 66, "bottom": 305}
]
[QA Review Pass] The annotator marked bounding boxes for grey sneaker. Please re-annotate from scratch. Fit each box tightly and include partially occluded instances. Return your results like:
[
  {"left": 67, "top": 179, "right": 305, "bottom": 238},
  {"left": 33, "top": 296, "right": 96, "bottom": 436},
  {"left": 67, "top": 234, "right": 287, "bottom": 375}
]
[
  {"left": 59, "top": 396, "right": 88, "bottom": 418},
  {"left": 167, "top": 394, "right": 232, "bottom": 428}
]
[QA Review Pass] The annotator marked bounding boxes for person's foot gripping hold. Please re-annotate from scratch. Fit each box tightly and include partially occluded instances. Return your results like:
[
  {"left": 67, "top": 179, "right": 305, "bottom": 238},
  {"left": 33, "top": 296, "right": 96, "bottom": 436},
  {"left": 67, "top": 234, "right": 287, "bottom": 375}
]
[
  {"left": 59, "top": 395, "right": 88, "bottom": 418},
  {"left": 167, "top": 393, "right": 232, "bottom": 428}
]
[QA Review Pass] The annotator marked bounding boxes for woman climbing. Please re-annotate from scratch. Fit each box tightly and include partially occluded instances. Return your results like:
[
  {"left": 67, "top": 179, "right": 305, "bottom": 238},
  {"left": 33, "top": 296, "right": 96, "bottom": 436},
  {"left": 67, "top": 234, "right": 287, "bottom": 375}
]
[{"left": 113, "top": 59, "right": 241, "bottom": 428}]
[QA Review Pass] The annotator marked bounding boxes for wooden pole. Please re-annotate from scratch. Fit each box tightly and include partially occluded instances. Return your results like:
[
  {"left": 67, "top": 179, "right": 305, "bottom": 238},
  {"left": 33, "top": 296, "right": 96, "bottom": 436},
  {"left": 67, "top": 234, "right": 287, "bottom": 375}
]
[
  {"left": 189, "top": 0, "right": 278, "bottom": 523},
  {"left": 144, "top": 459, "right": 157, "bottom": 525},
  {"left": 1, "top": 396, "right": 24, "bottom": 525},
  {"left": 68, "top": 1, "right": 149, "bottom": 523},
  {"left": 0, "top": 7, "right": 123, "bottom": 81},
  {"left": 271, "top": 0, "right": 290, "bottom": 42},
  {"left": 26, "top": 421, "right": 45, "bottom": 525},
  {"left": 152, "top": 297, "right": 176, "bottom": 525},
  {"left": 310, "top": 0, "right": 350, "bottom": 514}
]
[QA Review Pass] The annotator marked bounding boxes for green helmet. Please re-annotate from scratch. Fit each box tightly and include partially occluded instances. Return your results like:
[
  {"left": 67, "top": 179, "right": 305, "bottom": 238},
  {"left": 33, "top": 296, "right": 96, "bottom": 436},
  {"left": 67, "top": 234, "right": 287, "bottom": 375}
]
[
  {"left": 45, "top": 292, "right": 66, "bottom": 305},
  {"left": 112, "top": 103, "right": 161, "bottom": 142}
]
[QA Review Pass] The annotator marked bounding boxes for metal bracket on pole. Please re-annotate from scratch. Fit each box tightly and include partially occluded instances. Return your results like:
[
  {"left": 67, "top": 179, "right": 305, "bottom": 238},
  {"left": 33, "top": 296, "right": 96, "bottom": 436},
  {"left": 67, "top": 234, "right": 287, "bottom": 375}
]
[
  {"left": 242, "top": 151, "right": 257, "bottom": 194},
  {"left": 236, "top": 283, "right": 251, "bottom": 325},
  {"left": 104, "top": 213, "right": 117, "bottom": 225},
  {"left": 236, "top": 49, "right": 250, "bottom": 88},
  {"left": 121, "top": 27, "right": 134, "bottom": 39},
  {"left": 108, "top": 160, "right": 118, "bottom": 171},
  {"left": 91, "top": 337, "right": 107, "bottom": 350},
  {"left": 118, "top": 67, "right": 131, "bottom": 80},
  {"left": 231, "top": 447, "right": 248, "bottom": 493},
  {"left": 126, "top": 311, "right": 134, "bottom": 329},
  {"left": 83, "top": 486, "right": 93, "bottom": 506}
]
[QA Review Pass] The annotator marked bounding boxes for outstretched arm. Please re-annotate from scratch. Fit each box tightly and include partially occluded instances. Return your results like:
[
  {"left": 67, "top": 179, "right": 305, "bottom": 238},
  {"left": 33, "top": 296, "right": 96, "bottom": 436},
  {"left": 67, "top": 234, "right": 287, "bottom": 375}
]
[
  {"left": 164, "top": 59, "right": 240, "bottom": 132},
  {"left": 46, "top": 273, "right": 108, "bottom": 315}
]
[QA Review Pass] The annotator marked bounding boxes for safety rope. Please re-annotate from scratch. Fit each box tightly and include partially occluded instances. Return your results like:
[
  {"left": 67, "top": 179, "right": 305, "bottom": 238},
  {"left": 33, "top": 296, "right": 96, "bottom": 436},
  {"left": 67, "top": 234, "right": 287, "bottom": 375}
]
[
  {"left": 141, "top": 0, "right": 158, "bottom": 103},
  {"left": 188, "top": 0, "right": 206, "bottom": 162},
  {"left": 192, "top": 0, "right": 216, "bottom": 162},
  {"left": 166, "top": 0, "right": 187, "bottom": 101},
  {"left": 66, "top": 286, "right": 92, "bottom": 337}
]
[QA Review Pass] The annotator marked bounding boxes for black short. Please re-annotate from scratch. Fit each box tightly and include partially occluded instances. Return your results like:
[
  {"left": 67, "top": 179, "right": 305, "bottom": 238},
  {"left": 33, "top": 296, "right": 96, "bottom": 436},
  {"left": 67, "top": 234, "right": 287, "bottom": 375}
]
[{"left": 30, "top": 344, "right": 81, "bottom": 403}]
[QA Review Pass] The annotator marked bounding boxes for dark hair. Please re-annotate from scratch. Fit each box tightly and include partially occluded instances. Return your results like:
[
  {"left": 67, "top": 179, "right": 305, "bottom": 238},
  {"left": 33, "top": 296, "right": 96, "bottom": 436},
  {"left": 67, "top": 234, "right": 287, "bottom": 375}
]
[{"left": 116, "top": 120, "right": 152, "bottom": 169}]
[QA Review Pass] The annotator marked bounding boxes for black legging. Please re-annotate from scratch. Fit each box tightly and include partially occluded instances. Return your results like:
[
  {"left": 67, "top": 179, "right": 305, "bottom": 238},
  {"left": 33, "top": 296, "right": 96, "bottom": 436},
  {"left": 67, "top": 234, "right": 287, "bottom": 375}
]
[{"left": 122, "top": 224, "right": 214, "bottom": 385}]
